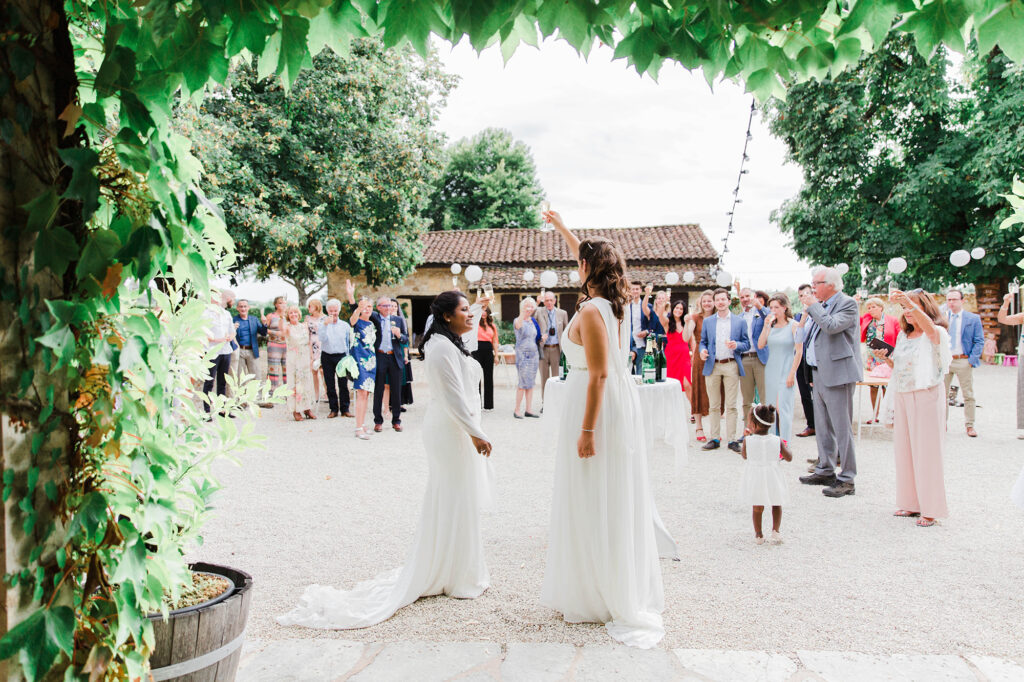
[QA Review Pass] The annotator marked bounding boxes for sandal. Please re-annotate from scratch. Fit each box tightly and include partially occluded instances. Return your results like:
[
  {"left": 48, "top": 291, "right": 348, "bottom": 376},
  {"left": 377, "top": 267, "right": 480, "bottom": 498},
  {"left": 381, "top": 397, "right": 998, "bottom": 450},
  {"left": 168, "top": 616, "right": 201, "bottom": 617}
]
[
  {"left": 304, "top": 410, "right": 317, "bottom": 420},
  {"left": 893, "top": 510, "right": 920, "bottom": 517},
  {"left": 293, "top": 412, "right": 304, "bottom": 421},
  {"left": 354, "top": 427, "right": 370, "bottom": 440},
  {"left": 916, "top": 518, "right": 937, "bottom": 527},
  {"left": 695, "top": 428, "right": 707, "bottom": 442}
]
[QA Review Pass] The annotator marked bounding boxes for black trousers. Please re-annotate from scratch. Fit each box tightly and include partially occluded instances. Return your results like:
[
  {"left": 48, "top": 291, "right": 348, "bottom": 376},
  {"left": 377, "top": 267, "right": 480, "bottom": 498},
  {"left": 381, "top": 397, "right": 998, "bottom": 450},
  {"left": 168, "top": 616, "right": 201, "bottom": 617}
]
[
  {"left": 203, "top": 353, "right": 232, "bottom": 413},
  {"left": 796, "top": 355, "right": 815, "bottom": 429},
  {"left": 373, "top": 352, "right": 403, "bottom": 425},
  {"left": 320, "top": 352, "right": 350, "bottom": 414},
  {"left": 472, "top": 345, "right": 494, "bottom": 410}
]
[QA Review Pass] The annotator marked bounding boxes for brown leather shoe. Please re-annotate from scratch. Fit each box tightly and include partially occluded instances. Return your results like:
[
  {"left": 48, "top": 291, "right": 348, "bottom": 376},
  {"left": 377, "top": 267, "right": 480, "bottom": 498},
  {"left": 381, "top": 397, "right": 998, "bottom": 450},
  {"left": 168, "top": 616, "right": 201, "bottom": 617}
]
[
  {"left": 303, "top": 410, "right": 316, "bottom": 420},
  {"left": 823, "top": 481, "right": 856, "bottom": 497},
  {"left": 966, "top": 426, "right": 977, "bottom": 437},
  {"left": 374, "top": 424, "right": 383, "bottom": 433},
  {"left": 341, "top": 412, "right": 355, "bottom": 418},
  {"left": 327, "top": 411, "right": 339, "bottom": 419},
  {"left": 293, "top": 412, "right": 304, "bottom": 422},
  {"left": 796, "top": 427, "right": 815, "bottom": 437},
  {"left": 393, "top": 423, "right": 403, "bottom": 432}
]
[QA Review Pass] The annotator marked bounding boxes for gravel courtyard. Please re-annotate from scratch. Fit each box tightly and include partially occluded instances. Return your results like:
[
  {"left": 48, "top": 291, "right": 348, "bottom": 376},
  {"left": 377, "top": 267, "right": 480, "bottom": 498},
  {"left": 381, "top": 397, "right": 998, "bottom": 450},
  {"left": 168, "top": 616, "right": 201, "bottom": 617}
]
[{"left": 191, "top": 363, "right": 1024, "bottom": 656}]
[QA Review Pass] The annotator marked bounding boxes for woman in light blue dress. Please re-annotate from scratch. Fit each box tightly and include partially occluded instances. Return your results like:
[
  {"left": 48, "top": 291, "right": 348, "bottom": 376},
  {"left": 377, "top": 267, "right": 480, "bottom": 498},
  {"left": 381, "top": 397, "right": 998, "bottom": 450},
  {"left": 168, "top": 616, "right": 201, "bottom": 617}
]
[
  {"left": 513, "top": 297, "right": 541, "bottom": 418},
  {"left": 757, "top": 293, "right": 804, "bottom": 443}
]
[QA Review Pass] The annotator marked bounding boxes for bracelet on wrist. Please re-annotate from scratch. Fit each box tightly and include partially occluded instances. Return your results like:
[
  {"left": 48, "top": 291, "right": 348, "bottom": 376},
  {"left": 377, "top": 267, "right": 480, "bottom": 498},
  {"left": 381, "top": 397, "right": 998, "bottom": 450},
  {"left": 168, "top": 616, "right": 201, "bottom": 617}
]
[{"left": 581, "top": 428, "right": 595, "bottom": 433}]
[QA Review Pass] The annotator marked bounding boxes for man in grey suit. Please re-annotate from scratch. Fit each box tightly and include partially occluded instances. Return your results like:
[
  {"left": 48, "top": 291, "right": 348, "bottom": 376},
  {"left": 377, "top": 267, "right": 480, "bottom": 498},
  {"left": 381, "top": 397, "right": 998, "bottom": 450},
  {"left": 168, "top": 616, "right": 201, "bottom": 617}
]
[
  {"left": 534, "top": 291, "right": 569, "bottom": 399},
  {"left": 798, "top": 267, "right": 862, "bottom": 497}
]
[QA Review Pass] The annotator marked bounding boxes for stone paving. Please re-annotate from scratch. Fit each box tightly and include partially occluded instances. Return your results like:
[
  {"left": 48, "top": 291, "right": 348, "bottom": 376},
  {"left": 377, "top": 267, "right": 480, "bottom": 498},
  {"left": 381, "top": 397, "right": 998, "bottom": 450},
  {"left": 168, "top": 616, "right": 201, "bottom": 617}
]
[{"left": 236, "top": 639, "right": 1024, "bottom": 681}]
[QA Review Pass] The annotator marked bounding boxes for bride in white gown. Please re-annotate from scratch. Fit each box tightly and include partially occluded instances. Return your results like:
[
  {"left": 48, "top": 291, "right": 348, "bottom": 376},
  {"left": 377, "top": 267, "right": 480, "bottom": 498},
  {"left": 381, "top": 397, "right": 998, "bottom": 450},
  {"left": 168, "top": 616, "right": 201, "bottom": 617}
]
[
  {"left": 540, "top": 211, "right": 670, "bottom": 649},
  {"left": 278, "top": 292, "right": 494, "bottom": 629}
]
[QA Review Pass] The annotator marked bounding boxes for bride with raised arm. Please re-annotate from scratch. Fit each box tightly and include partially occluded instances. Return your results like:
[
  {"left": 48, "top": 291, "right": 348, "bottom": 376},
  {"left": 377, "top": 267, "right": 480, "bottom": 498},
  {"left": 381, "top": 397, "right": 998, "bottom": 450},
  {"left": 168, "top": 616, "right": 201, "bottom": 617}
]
[
  {"left": 278, "top": 291, "right": 494, "bottom": 629},
  {"left": 540, "top": 210, "right": 671, "bottom": 649}
]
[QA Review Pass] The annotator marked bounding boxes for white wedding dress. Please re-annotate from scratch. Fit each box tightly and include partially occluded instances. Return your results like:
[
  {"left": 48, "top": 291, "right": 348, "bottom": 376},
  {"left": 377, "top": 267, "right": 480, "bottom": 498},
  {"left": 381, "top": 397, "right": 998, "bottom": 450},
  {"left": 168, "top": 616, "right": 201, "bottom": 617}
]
[
  {"left": 541, "top": 297, "right": 671, "bottom": 649},
  {"left": 277, "top": 335, "right": 493, "bottom": 629}
]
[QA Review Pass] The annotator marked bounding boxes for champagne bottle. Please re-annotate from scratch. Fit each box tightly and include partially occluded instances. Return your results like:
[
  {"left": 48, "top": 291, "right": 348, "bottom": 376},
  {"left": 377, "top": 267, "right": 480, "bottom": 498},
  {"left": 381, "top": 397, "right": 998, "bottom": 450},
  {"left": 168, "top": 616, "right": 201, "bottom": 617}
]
[
  {"left": 559, "top": 351, "right": 568, "bottom": 380},
  {"left": 642, "top": 337, "right": 656, "bottom": 384},
  {"left": 655, "top": 334, "right": 666, "bottom": 382}
]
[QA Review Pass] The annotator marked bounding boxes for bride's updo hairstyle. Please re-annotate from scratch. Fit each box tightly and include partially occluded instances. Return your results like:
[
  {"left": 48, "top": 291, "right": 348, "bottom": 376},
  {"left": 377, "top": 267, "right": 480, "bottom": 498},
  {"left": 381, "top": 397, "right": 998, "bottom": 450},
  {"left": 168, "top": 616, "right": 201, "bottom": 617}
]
[
  {"left": 578, "top": 237, "right": 629, "bottom": 321},
  {"left": 419, "top": 290, "right": 471, "bottom": 360}
]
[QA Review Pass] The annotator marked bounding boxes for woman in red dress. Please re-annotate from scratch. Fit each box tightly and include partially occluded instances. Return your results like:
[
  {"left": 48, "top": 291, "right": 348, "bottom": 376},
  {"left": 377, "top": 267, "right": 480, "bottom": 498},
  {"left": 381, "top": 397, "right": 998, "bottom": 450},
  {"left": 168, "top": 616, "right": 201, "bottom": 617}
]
[{"left": 657, "top": 299, "right": 693, "bottom": 410}]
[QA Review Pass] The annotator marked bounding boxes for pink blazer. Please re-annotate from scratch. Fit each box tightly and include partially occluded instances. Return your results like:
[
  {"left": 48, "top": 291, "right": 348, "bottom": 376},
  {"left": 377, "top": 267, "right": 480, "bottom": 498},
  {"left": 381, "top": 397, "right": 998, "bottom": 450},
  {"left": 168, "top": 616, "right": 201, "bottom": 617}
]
[{"left": 860, "top": 313, "right": 900, "bottom": 346}]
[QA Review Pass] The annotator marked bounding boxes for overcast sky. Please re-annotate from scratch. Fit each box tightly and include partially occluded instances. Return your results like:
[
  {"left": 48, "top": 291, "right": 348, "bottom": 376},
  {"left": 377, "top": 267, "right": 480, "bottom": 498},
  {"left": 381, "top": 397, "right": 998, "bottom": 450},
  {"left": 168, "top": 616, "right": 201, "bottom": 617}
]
[{"left": 219, "top": 38, "right": 810, "bottom": 303}]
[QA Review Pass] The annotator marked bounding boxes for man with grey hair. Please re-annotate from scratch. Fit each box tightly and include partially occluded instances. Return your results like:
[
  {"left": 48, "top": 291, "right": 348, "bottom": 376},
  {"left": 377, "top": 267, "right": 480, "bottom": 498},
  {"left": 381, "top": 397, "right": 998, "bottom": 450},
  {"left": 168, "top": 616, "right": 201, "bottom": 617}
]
[
  {"left": 231, "top": 298, "right": 268, "bottom": 405},
  {"left": 371, "top": 295, "right": 408, "bottom": 432},
  {"left": 319, "top": 298, "right": 354, "bottom": 418},
  {"left": 533, "top": 291, "right": 569, "bottom": 399},
  {"left": 798, "top": 267, "right": 862, "bottom": 498}
]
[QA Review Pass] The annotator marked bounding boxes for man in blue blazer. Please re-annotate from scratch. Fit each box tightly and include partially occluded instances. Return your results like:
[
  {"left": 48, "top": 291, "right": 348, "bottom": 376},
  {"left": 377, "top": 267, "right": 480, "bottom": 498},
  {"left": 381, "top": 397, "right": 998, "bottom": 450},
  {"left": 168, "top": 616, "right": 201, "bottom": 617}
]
[
  {"left": 738, "top": 287, "right": 771, "bottom": 425},
  {"left": 943, "top": 289, "right": 984, "bottom": 437},
  {"left": 371, "top": 296, "right": 409, "bottom": 432},
  {"left": 699, "top": 288, "right": 751, "bottom": 453},
  {"left": 232, "top": 299, "right": 268, "bottom": 405}
]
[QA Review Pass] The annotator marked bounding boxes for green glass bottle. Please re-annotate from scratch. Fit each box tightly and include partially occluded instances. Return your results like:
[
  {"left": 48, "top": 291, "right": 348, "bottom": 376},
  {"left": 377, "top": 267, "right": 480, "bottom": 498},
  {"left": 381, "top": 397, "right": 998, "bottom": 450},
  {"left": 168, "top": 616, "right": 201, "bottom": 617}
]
[
  {"left": 655, "top": 334, "right": 666, "bottom": 382},
  {"left": 559, "top": 351, "right": 568, "bottom": 380},
  {"left": 642, "top": 337, "right": 656, "bottom": 384}
]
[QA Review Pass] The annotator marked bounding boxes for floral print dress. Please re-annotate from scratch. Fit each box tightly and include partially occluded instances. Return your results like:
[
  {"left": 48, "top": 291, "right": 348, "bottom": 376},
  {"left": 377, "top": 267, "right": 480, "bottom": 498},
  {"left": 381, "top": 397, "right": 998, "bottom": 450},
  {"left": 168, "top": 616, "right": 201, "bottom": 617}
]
[{"left": 352, "top": 319, "right": 377, "bottom": 392}]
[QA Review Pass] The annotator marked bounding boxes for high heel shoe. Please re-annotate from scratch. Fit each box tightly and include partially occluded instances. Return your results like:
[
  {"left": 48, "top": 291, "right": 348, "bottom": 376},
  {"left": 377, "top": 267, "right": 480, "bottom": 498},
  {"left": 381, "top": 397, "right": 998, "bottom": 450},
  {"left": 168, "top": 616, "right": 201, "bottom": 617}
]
[
  {"left": 695, "top": 428, "right": 706, "bottom": 442},
  {"left": 293, "top": 412, "right": 304, "bottom": 421},
  {"left": 304, "top": 410, "right": 317, "bottom": 420},
  {"left": 355, "top": 427, "right": 370, "bottom": 440},
  {"left": 513, "top": 412, "right": 524, "bottom": 419}
]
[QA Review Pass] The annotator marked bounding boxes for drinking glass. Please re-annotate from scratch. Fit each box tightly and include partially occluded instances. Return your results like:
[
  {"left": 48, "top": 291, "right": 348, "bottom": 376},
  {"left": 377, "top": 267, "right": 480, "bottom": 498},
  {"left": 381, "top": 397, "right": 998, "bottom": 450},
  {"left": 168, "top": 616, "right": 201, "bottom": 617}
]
[
  {"left": 857, "top": 287, "right": 868, "bottom": 300},
  {"left": 1010, "top": 281, "right": 1020, "bottom": 295},
  {"left": 539, "top": 200, "right": 554, "bottom": 232},
  {"left": 483, "top": 282, "right": 494, "bottom": 300}
]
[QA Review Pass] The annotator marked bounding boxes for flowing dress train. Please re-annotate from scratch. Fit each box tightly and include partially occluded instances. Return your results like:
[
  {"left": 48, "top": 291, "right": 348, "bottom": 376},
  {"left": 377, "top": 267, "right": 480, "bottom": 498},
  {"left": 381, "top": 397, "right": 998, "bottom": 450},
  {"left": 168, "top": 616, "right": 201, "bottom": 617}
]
[
  {"left": 277, "top": 336, "right": 493, "bottom": 629},
  {"left": 541, "top": 297, "right": 669, "bottom": 649}
]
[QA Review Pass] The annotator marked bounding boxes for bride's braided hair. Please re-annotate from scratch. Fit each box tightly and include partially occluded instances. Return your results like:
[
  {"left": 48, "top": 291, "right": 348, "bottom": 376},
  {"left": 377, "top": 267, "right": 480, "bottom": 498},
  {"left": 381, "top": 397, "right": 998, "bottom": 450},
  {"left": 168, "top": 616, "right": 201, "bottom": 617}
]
[
  {"left": 577, "top": 237, "right": 629, "bottom": 321},
  {"left": 419, "top": 291, "right": 471, "bottom": 360}
]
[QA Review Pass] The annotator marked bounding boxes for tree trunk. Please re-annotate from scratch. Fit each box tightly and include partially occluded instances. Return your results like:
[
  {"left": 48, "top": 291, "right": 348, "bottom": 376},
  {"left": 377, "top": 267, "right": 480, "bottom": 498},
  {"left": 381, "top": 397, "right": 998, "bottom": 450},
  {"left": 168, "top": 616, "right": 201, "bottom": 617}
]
[
  {"left": 0, "top": 1, "right": 81, "bottom": 673},
  {"left": 282, "top": 276, "right": 326, "bottom": 306}
]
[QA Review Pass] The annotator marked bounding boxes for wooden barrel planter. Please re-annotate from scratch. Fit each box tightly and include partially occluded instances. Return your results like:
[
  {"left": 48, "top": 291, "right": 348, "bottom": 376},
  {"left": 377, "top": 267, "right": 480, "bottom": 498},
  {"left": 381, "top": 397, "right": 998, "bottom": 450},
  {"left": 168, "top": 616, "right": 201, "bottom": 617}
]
[{"left": 148, "top": 563, "right": 253, "bottom": 681}]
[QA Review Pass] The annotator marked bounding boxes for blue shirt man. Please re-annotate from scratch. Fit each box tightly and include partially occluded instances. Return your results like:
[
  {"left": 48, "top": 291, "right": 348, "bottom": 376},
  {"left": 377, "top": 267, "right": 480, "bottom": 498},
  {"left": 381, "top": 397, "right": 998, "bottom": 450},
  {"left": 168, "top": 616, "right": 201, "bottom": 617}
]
[{"left": 319, "top": 298, "right": 354, "bottom": 417}]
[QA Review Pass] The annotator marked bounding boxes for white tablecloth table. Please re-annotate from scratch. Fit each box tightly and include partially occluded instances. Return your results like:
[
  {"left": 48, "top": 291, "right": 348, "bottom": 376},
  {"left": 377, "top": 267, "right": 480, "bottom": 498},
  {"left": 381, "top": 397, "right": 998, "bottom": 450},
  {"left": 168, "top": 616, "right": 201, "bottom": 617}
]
[{"left": 543, "top": 376, "right": 689, "bottom": 470}]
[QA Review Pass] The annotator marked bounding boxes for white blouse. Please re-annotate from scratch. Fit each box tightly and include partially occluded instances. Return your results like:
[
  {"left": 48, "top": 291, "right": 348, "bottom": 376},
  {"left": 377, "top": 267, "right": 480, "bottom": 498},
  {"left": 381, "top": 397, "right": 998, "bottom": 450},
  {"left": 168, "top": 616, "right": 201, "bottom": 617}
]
[{"left": 890, "top": 327, "right": 952, "bottom": 393}]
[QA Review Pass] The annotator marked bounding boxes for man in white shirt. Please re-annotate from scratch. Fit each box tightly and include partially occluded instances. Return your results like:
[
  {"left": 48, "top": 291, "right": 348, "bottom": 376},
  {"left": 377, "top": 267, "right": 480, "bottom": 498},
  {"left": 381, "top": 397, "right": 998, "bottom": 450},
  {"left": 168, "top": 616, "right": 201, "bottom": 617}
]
[
  {"left": 943, "top": 289, "right": 984, "bottom": 437},
  {"left": 203, "top": 289, "right": 236, "bottom": 416},
  {"left": 738, "top": 287, "right": 770, "bottom": 425},
  {"left": 698, "top": 288, "right": 751, "bottom": 452},
  {"left": 626, "top": 283, "right": 649, "bottom": 374}
]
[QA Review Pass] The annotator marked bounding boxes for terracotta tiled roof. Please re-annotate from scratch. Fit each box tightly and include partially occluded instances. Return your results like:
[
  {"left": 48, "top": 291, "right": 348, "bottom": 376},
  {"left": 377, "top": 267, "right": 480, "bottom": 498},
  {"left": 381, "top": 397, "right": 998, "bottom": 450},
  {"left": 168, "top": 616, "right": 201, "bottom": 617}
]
[
  {"left": 470, "top": 263, "right": 718, "bottom": 292},
  {"left": 420, "top": 225, "right": 717, "bottom": 265}
]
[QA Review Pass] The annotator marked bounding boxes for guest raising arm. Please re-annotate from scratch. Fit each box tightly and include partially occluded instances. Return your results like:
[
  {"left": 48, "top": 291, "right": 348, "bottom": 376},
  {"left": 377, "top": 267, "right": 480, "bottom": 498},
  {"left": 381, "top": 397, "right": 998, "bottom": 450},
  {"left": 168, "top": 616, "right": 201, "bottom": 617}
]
[{"left": 998, "top": 292, "right": 1024, "bottom": 438}]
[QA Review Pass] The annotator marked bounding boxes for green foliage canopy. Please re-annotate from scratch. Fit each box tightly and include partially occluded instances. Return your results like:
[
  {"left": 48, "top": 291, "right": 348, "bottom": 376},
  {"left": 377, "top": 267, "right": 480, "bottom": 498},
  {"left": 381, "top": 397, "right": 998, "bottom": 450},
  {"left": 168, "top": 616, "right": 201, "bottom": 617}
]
[
  {"left": 4, "top": 0, "right": 1024, "bottom": 679},
  {"left": 766, "top": 37, "right": 1024, "bottom": 289},
  {"left": 182, "top": 41, "right": 455, "bottom": 298},
  {"left": 429, "top": 128, "right": 545, "bottom": 231}
]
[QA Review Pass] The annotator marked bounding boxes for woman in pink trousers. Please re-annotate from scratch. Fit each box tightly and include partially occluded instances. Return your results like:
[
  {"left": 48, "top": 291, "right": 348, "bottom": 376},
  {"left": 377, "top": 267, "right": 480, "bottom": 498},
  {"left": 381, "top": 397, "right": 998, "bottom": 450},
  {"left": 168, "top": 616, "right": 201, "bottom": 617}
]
[{"left": 874, "top": 289, "right": 952, "bottom": 528}]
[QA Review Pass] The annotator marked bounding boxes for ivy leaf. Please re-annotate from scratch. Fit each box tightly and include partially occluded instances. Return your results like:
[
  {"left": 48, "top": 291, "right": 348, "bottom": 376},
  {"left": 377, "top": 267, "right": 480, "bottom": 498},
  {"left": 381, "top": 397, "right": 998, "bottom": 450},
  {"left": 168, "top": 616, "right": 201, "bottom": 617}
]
[
  {"left": 148, "top": 0, "right": 179, "bottom": 42},
  {"left": 76, "top": 229, "right": 122, "bottom": 284},
  {"left": 36, "top": 324, "right": 73, "bottom": 365},
  {"left": 23, "top": 187, "right": 59, "bottom": 234},
  {"left": 0, "top": 606, "right": 73, "bottom": 681},
  {"left": 614, "top": 28, "right": 657, "bottom": 74},
  {"left": 976, "top": 2, "right": 1024, "bottom": 63},
  {"left": 308, "top": 1, "right": 366, "bottom": 56},
  {"left": 101, "top": 263, "right": 124, "bottom": 299},
  {"left": 57, "top": 147, "right": 100, "bottom": 219},
  {"left": 109, "top": 536, "right": 148, "bottom": 586},
  {"left": 379, "top": 0, "right": 445, "bottom": 55},
  {"left": 34, "top": 226, "right": 79, "bottom": 277},
  {"left": 536, "top": 0, "right": 592, "bottom": 51},
  {"left": 68, "top": 493, "right": 109, "bottom": 544},
  {"left": 119, "top": 91, "right": 155, "bottom": 134},
  {"left": 260, "top": 13, "right": 310, "bottom": 86},
  {"left": 839, "top": 0, "right": 899, "bottom": 49},
  {"left": 227, "top": 12, "right": 277, "bottom": 55},
  {"left": 896, "top": 0, "right": 970, "bottom": 57},
  {"left": 9, "top": 45, "right": 35, "bottom": 82}
]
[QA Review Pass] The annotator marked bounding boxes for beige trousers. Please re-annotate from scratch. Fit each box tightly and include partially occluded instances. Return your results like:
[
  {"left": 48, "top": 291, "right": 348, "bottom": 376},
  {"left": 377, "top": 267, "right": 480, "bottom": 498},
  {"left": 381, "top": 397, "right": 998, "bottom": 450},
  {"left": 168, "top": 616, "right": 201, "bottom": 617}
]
[
  {"left": 538, "top": 344, "right": 561, "bottom": 398},
  {"left": 706, "top": 360, "right": 740, "bottom": 443},
  {"left": 740, "top": 353, "right": 767, "bottom": 423},
  {"left": 894, "top": 384, "right": 948, "bottom": 518},
  {"left": 943, "top": 357, "right": 975, "bottom": 428}
]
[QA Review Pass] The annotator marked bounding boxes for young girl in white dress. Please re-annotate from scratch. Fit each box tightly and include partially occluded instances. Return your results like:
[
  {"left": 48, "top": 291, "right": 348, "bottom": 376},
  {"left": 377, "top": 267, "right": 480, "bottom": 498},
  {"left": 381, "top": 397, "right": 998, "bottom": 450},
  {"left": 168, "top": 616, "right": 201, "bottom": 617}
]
[{"left": 739, "top": 404, "right": 793, "bottom": 545}]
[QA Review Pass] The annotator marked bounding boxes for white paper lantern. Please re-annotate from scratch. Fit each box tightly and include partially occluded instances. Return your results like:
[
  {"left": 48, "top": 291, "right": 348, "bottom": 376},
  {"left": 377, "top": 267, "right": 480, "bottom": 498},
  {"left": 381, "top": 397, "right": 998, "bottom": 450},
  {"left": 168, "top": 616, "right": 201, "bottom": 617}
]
[
  {"left": 971, "top": 247, "right": 986, "bottom": 260},
  {"left": 568, "top": 271, "right": 580, "bottom": 283},
  {"left": 715, "top": 270, "right": 733, "bottom": 287},
  {"left": 949, "top": 250, "right": 971, "bottom": 267},
  {"left": 836, "top": 263, "right": 849, "bottom": 275},
  {"left": 450, "top": 263, "right": 462, "bottom": 275},
  {"left": 539, "top": 270, "right": 559, "bottom": 289},
  {"left": 665, "top": 271, "right": 680, "bottom": 285},
  {"left": 523, "top": 269, "right": 535, "bottom": 282},
  {"left": 887, "top": 257, "right": 908, "bottom": 275},
  {"left": 683, "top": 271, "right": 695, "bottom": 283},
  {"left": 465, "top": 265, "right": 483, "bottom": 283}
]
